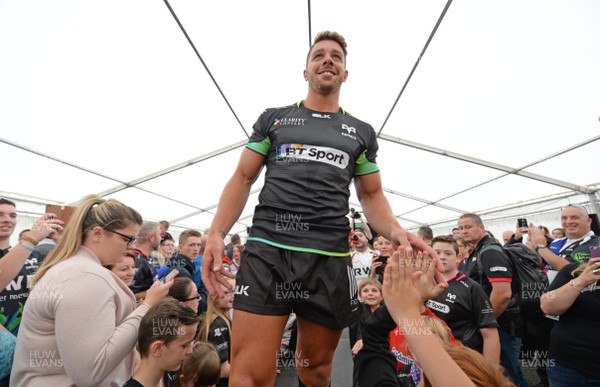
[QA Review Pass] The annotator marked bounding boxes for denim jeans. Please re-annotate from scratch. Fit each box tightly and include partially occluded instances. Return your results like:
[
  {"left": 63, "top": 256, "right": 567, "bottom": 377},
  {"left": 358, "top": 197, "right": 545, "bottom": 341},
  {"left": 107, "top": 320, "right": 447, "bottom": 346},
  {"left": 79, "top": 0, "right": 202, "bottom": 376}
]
[
  {"left": 547, "top": 360, "right": 600, "bottom": 387},
  {"left": 498, "top": 328, "right": 530, "bottom": 387}
]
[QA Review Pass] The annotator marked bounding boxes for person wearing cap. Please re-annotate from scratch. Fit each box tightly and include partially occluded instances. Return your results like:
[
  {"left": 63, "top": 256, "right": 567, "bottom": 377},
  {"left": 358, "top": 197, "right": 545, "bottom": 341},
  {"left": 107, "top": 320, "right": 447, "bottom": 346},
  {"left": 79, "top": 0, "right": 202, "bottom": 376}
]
[{"left": 529, "top": 203, "right": 599, "bottom": 271}]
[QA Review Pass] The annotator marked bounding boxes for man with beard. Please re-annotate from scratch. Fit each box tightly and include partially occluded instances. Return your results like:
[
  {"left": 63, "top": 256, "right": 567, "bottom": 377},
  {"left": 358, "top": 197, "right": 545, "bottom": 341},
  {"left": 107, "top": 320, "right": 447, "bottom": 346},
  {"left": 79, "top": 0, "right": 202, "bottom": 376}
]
[
  {"left": 201, "top": 31, "right": 440, "bottom": 387},
  {"left": 130, "top": 222, "right": 161, "bottom": 301}
]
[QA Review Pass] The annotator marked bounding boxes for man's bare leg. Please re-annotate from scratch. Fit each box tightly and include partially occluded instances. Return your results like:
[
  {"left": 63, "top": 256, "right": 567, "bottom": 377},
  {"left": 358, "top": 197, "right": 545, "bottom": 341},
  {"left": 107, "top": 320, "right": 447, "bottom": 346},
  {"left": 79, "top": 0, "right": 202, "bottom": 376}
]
[
  {"left": 229, "top": 309, "right": 289, "bottom": 387},
  {"left": 295, "top": 315, "right": 343, "bottom": 387}
]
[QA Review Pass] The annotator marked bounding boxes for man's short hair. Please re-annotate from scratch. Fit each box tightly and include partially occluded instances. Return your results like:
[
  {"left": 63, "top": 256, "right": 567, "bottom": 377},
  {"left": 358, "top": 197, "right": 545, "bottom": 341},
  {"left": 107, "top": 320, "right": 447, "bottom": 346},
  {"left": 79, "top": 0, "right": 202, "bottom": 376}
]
[
  {"left": 138, "top": 221, "right": 160, "bottom": 240},
  {"left": 179, "top": 229, "right": 202, "bottom": 246},
  {"left": 0, "top": 198, "right": 16, "bottom": 207},
  {"left": 159, "top": 220, "right": 170, "bottom": 228},
  {"left": 137, "top": 298, "right": 197, "bottom": 358},
  {"left": 564, "top": 203, "right": 589, "bottom": 215},
  {"left": 431, "top": 235, "right": 459, "bottom": 255},
  {"left": 230, "top": 233, "right": 241, "bottom": 245},
  {"left": 306, "top": 31, "right": 348, "bottom": 66},
  {"left": 459, "top": 213, "right": 483, "bottom": 225},
  {"left": 417, "top": 225, "right": 433, "bottom": 240}
]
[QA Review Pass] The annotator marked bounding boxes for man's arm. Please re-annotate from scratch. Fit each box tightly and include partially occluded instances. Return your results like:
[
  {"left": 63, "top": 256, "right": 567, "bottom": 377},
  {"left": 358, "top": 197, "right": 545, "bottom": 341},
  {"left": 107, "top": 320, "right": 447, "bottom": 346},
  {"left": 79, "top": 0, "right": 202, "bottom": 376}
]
[
  {"left": 0, "top": 215, "right": 62, "bottom": 289},
  {"left": 202, "top": 148, "right": 265, "bottom": 295},
  {"left": 537, "top": 247, "right": 570, "bottom": 270},
  {"left": 354, "top": 173, "right": 444, "bottom": 282},
  {"left": 488, "top": 282, "right": 512, "bottom": 317},
  {"left": 528, "top": 224, "right": 569, "bottom": 269},
  {"left": 480, "top": 327, "right": 500, "bottom": 363}
]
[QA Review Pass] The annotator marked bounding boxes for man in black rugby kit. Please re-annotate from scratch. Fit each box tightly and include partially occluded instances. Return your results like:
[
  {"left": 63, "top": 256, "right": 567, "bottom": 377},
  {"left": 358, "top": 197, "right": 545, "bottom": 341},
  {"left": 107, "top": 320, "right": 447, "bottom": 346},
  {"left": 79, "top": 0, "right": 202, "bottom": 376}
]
[
  {"left": 202, "top": 31, "right": 440, "bottom": 387},
  {"left": 459, "top": 213, "right": 530, "bottom": 387}
]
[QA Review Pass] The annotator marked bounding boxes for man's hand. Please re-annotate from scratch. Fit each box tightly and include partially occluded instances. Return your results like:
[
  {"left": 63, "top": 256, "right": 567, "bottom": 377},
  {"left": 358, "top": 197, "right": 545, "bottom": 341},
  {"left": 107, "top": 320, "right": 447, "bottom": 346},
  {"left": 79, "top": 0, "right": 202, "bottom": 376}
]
[
  {"left": 201, "top": 232, "right": 234, "bottom": 297},
  {"left": 28, "top": 213, "right": 64, "bottom": 242},
  {"left": 389, "top": 227, "right": 446, "bottom": 285}
]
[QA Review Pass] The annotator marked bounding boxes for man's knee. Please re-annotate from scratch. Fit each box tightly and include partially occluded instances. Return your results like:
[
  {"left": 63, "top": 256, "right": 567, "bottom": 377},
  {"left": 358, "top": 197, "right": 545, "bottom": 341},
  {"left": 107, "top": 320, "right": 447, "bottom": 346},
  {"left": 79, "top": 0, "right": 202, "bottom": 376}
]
[
  {"left": 230, "top": 367, "right": 277, "bottom": 387},
  {"left": 296, "top": 359, "right": 333, "bottom": 387}
]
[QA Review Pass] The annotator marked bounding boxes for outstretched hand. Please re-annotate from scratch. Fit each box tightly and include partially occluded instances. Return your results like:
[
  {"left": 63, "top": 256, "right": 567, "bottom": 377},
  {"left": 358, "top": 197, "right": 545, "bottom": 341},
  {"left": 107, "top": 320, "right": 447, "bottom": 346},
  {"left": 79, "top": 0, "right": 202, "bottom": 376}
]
[
  {"left": 383, "top": 247, "right": 447, "bottom": 323},
  {"left": 201, "top": 233, "right": 234, "bottom": 298},
  {"left": 389, "top": 228, "right": 447, "bottom": 285}
]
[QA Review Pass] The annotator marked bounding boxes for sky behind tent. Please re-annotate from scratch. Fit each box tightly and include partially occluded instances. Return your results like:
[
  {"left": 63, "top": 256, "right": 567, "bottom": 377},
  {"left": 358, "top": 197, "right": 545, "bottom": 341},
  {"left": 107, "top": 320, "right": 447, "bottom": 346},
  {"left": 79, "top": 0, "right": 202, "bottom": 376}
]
[{"left": 1, "top": 0, "right": 599, "bottom": 241}]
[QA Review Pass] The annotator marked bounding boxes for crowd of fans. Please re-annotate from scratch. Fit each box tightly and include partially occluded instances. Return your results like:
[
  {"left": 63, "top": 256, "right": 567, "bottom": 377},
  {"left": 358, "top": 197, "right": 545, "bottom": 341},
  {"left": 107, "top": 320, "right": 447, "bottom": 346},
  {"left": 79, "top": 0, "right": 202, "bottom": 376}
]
[{"left": 0, "top": 196, "right": 599, "bottom": 386}]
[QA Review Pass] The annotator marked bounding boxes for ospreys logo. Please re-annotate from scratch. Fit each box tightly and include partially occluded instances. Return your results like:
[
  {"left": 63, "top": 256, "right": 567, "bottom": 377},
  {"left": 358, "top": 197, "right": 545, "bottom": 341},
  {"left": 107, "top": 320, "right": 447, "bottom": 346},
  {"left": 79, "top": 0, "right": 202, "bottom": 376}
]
[{"left": 277, "top": 144, "right": 349, "bottom": 169}]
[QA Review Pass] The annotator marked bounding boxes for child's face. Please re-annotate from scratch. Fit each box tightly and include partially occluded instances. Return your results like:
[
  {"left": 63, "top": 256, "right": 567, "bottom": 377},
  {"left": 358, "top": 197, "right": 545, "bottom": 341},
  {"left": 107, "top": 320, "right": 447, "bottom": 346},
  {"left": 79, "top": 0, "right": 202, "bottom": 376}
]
[
  {"left": 216, "top": 280, "right": 235, "bottom": 311},
  {"left": 360, "top": 284, "right": 382, "bottom": 307},
  {"left": 377, "top": 236, "right": 393, "bottom": 256},
  {"left": 432, "top": 241, "right": 459, "bottom": 273},
  {"left": 160, "top": 323, "right": 197, "bottom": 372}
]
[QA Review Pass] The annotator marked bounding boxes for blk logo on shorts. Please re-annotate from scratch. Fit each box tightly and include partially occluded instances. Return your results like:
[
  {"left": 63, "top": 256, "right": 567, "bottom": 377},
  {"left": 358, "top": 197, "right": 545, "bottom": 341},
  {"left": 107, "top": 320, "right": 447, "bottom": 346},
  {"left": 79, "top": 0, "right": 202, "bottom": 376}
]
[{"left": 234, "top": 285, "right": 249, "bottom": 296}]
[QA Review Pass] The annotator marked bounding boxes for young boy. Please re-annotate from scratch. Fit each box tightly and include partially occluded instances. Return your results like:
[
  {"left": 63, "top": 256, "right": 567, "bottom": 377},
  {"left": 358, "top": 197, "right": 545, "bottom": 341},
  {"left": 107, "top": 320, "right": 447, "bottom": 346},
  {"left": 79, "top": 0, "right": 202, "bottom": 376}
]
[
  {"left": 124, "top": 298, "right": 198, "bottom": 387},
  {"left": 426, "top": 235, "right": 500, "bottom": 363}
]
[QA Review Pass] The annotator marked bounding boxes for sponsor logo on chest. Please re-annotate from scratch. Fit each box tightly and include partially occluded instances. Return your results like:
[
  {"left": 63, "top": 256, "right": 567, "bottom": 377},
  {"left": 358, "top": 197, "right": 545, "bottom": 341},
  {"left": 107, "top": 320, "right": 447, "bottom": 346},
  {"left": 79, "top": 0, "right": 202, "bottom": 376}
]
[{"left": 277, "top": 144, "right": 349, "bottom": 169}]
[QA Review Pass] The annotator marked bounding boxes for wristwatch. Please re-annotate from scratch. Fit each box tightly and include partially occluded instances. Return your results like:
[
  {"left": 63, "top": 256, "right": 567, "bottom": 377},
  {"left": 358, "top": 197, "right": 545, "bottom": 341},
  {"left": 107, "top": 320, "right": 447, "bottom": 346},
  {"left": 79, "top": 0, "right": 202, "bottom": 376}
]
[{"left": 535, "top": 244, "right": 548, "bottom": 252}]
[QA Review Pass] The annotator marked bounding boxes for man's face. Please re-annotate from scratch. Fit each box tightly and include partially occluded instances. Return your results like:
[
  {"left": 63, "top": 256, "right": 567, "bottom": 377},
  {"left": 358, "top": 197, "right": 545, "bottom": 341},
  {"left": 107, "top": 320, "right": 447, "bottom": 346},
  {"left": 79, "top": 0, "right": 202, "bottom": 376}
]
[
  {"left": 304, "top": 40, "right": 348, "bottom": 95},
  {"left": 432, "top": 241, "right": 459, "bottom": 274},
  {"left": 150, "top": 227, "right": 162, "bottom": 250},
  {"left": 457, "top": 217, "right": 486, "bottom": 245},
  {"left": 502, "top": 230, "right": 512, "bottom": 244},
  {"left": 179, "top": 236, "right": 201, "bottom": 258},
  {"left": 0, "top": 204, "right": 17, "bottom": 240},
  {"left": 350, "top": 230, "right": 367, "bottom": 251},
  {"left": 561, "top": 207, "right": 591, "bottom": 239}
]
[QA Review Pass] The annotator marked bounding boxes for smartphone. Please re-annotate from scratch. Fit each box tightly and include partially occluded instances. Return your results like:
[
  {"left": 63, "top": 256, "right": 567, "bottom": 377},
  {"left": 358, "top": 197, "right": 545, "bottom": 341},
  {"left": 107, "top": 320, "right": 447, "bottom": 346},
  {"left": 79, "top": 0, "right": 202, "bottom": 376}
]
[
  {"left": 589, "top": 246, "right": 600, "bottom": 263},
  {"left": 518, "top": 218, "right": 528, "bottom": 229},
  {"left": 45, "top": 204, "right": 75, "bottom": 226},
  {"left": 375, "top": 255, "right": 388, "bottom": 276},
  {"left": 161, "top": 269, "right": 179, "bottom": 284}
]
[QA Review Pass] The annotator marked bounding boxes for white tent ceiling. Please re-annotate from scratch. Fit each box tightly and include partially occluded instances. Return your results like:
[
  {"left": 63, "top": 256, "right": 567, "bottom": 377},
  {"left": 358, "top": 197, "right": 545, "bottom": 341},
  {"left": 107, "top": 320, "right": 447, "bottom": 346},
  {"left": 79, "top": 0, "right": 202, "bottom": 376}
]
[{"left": 1, "top": 0, "right": 599, "bottom": 242}]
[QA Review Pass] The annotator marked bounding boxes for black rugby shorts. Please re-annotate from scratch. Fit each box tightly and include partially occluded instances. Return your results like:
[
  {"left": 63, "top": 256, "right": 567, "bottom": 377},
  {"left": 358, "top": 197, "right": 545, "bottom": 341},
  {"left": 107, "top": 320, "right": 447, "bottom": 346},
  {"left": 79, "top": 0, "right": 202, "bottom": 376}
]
[{"left": 233, "top": 241, "right": 359, "bottom": 330}]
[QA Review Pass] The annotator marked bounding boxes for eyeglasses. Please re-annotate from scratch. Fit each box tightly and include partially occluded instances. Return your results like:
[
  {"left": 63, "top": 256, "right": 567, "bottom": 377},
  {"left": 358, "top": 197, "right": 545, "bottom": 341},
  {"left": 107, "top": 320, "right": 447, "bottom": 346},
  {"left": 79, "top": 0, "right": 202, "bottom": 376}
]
[
  {"left": 182, "top": 294, "right": 201, "bottom": 302},
  {"left": 105, "top": 229, "right": 138, "bottom": 245},
  {"left": 162, "top": 243, "right": 175, "bottom": 247}
]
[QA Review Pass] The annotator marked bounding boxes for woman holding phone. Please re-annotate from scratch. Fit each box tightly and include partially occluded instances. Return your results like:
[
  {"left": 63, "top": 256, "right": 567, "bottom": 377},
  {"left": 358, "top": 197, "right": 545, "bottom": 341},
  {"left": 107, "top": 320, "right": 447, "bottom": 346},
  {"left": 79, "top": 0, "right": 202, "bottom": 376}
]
[{"left": 11, "top": 195, "right": 172, "bottom": 386}]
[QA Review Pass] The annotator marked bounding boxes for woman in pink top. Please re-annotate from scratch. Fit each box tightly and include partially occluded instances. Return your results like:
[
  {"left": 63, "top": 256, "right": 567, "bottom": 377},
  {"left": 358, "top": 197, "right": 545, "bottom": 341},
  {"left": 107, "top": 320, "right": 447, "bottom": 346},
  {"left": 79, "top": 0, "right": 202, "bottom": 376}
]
[{"left": 11, "top": 195, "right": 172, "bottom": 386}]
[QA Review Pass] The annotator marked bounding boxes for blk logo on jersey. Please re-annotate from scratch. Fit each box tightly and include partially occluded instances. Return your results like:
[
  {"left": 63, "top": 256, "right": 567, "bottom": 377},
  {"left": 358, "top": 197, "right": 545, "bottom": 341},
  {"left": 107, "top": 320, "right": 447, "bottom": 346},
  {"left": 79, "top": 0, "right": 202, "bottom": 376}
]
[
  {"left": 490, "top": 266, "right": 508, "bottom": 272},
  {"left": 277, "top": 144, "right": 349, "bottom": 169},
  {"left": 312, "top": 113, "right": 331, "bottom": 119}
]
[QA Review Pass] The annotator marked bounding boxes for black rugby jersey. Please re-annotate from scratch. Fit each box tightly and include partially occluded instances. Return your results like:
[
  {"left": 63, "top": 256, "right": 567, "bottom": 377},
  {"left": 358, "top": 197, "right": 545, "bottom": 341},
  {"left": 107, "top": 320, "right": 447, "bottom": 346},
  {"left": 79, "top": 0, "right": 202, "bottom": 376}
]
[
  {"left": 427, "top": 272, "right": 498, "bottom": 353},
  {"left": 246, "top": 101, "right": 379, "bottom": 256}
]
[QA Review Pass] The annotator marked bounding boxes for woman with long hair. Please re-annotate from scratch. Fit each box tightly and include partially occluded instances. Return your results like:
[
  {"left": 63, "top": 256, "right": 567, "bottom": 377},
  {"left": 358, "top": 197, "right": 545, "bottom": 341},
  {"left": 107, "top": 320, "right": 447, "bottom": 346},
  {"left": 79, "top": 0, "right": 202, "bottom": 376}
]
[
  {"left": 197, "top": 279, "right": 234, "bottom": 387},
  {"left": 11, "top": 195, "right": 172, "bottom": 386},
  {"left": 168, "top": 276, "right": 201, "bottom": 314}
]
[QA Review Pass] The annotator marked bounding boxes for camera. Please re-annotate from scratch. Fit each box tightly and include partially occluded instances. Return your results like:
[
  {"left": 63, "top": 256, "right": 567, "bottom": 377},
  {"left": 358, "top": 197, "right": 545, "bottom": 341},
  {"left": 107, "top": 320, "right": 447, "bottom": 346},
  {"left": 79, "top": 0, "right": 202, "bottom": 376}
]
[
  {"left": 375, "top": 255, "right": 388, "bottom": 276},
  {"left": 350, "top": 208, "right": 361, "bottom": 220}
]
